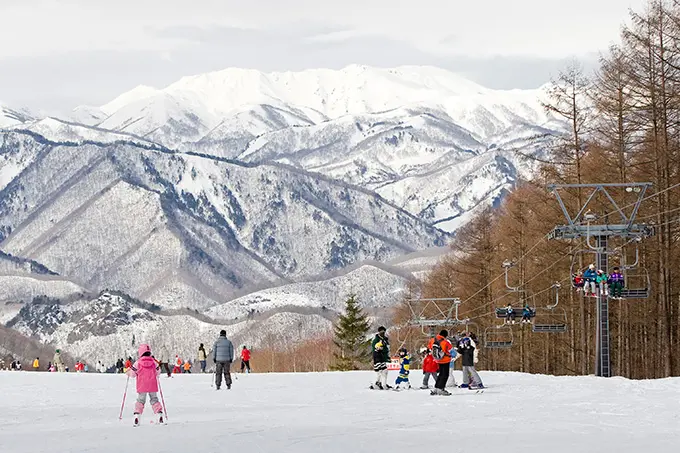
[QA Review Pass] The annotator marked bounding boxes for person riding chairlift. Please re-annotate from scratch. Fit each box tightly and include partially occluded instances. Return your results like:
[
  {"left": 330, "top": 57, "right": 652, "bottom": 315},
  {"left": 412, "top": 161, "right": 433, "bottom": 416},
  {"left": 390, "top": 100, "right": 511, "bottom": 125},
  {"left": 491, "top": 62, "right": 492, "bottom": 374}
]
[
  {"left": 582, "top": 264, "right": 598, "bottom": 297},
  {"left": 505, "top": 303, "right": 516, "bottom": 325},
  {"left": 521, "top": 304, "right": 533, "bottom": 324}
]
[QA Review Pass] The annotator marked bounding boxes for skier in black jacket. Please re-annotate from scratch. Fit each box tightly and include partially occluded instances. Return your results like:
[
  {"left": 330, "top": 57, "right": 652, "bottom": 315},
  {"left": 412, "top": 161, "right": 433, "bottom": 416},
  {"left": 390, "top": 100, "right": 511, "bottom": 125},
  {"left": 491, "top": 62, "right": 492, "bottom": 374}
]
[
  {"left": 370, "top": 326, "right": 391, "bottom": 389},
  {"left": 457, "top": 337, "right": 484, "bottom": 389}
]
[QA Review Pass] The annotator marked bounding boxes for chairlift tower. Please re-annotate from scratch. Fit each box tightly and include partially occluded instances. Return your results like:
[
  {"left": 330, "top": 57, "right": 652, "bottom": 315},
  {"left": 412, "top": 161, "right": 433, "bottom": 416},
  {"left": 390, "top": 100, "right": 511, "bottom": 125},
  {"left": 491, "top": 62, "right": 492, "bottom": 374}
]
[
  {"left": 547, "top": 183, "right": 654, "bottom": 377},
  {"left": 405, "top": 297, "right": 467, "bottom": 337}
]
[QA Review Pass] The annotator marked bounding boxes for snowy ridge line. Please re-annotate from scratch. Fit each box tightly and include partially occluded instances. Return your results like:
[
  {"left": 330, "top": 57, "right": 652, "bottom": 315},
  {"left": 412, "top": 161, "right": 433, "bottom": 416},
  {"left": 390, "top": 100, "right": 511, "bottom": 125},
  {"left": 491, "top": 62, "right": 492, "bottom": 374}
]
[
  {"left": 220, "top": 258, "right": 419, "bottom": 303},
  {"left": 0, "top": 250, "right": 59, "bottom": 276},
  {"left": 3, "top": 129, "right": 450, "bottom": 236},
  {"left": 265, "top": 161, "right": 452, "bottom": 234}
]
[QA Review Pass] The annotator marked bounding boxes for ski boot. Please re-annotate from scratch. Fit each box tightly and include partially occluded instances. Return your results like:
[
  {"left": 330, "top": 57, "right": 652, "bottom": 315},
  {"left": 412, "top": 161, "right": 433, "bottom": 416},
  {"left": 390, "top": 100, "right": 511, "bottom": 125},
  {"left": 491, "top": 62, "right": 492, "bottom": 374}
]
[{"left": 133, "top": 413, "right": 140, "bottom": 427}]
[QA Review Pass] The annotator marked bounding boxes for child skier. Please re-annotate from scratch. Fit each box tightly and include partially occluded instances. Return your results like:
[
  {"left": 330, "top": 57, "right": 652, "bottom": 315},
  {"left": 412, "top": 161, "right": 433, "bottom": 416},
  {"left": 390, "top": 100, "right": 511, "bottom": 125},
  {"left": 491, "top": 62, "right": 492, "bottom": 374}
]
[
  {"left": 420, "top": 347, "right": 439, "bottom": 389},
  {"left": 457, "top": 337, "right": 484, "bottom": 390},
  {"left": 609, "top": 267, "right": 625, "bottom": 299},
  {"left": 127, "top": 344, "right": 165, "bottom": 426},
  {"left": 394, "top": 348, "right": 411, "bottom": 390}
]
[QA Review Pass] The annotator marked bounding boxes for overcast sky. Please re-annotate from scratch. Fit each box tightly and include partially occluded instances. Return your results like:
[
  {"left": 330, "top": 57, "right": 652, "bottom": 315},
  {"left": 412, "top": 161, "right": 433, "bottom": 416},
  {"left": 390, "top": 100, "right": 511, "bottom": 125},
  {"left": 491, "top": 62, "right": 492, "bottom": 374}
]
[{"left": 0, "top": 0, "right": 647, "bottom": 114}]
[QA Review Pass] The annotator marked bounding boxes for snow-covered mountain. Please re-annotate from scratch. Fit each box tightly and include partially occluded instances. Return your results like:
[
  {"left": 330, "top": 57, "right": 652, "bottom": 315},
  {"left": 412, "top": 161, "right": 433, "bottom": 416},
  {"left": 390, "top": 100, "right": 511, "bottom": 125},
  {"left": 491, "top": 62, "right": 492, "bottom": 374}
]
[
  {"left": 63, "top": 65, "right": 560, "bottom": 229},
  {"left": 0, "top": 130, "right": 446, "bottom": 311},
  {"left": 0, "top": 64, "right": 561, "bottom": 361}
]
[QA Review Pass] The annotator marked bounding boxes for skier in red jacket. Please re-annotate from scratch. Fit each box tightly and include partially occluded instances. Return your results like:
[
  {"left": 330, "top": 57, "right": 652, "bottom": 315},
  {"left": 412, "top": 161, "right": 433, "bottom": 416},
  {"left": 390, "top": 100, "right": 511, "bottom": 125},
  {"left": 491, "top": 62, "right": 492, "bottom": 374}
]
[
  {"left": 420, "top": 347, "right": 439, "bottom": 389},
  {"left": 240, "top": 346, "right": 251, "bottom": 373}
]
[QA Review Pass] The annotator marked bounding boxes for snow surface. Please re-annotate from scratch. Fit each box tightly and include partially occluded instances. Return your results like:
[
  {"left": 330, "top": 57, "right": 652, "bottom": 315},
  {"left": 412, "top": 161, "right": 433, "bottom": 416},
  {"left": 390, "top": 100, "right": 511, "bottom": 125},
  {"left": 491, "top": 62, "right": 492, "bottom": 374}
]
[{"left": 0, "top": 371, "right": 677, "bottom": 453}]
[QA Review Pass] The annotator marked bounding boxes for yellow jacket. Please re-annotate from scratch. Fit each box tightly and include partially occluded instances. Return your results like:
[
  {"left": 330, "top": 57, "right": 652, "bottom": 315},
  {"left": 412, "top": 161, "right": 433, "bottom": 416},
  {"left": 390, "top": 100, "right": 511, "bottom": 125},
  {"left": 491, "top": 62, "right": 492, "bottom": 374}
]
[{"left": 33, "top": 359, "right": 39, "bottom": 369}]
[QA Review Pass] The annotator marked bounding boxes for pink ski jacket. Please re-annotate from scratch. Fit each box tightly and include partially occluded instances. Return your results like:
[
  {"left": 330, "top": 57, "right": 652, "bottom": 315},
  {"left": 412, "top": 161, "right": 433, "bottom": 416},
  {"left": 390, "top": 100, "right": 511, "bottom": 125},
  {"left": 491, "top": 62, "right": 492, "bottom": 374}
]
[{"left": 127, "top": 344, "right": 160, "bottom": 393}]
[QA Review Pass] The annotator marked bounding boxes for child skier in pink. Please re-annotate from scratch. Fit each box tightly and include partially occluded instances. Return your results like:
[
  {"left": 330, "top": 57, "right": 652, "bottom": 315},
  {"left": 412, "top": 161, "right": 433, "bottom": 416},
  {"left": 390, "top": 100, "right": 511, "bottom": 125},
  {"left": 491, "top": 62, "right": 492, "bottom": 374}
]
[{"left": 127, "top": 344, "right": 164, "bottom": 426}]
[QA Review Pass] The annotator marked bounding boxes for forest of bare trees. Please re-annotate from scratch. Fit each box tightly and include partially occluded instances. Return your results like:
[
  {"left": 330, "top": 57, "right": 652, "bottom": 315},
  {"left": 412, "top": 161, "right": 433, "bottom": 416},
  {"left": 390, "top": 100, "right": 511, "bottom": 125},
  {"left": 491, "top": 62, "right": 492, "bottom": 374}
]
[{"left": 412, "top": 0, "right": 680, "bottom": 379}]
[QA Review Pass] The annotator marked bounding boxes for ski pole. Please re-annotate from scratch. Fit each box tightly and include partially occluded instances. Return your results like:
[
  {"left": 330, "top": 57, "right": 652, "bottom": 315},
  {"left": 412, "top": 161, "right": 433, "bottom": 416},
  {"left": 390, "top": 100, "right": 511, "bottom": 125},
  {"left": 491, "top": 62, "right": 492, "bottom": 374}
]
[
  {"left": 118, "top": 376, "right": 130, "bottom": 420},
  {"left": 157, "top": 376, "right": 168, "bottom": 420}
]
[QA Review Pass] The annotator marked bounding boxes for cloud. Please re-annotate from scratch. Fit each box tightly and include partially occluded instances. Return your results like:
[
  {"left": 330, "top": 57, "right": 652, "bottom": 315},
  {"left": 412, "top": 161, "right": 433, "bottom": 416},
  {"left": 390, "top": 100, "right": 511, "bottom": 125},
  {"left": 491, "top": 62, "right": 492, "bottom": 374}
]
[{"left": 0, "top": 0, "right": 645, "bottom": 111}]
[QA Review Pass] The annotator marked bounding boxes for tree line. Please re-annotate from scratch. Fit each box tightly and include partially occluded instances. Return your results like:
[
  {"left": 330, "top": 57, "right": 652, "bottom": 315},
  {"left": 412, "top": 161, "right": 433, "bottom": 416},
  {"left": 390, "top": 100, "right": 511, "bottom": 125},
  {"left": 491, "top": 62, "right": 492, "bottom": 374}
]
[{"left": 416, "top": 0, "right": 680, "bottom": 379}]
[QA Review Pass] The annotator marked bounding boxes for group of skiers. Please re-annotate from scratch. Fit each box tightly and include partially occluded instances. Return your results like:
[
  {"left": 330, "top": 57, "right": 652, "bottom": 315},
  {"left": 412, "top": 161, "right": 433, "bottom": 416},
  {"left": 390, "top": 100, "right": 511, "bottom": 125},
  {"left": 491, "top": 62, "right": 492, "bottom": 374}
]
[
  {"left": 370, "top": 326, "right": 484, "bottom": 396},
  {"left": 573, "top": 264, "right": 626, "bottom": 298}
]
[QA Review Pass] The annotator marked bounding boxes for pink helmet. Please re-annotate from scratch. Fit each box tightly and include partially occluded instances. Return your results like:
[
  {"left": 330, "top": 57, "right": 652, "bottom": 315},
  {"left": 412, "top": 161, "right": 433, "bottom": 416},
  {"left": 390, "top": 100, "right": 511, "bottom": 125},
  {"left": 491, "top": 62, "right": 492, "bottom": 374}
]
[{"left": 138, "top": 344, "right": 151, "bottom": 357}]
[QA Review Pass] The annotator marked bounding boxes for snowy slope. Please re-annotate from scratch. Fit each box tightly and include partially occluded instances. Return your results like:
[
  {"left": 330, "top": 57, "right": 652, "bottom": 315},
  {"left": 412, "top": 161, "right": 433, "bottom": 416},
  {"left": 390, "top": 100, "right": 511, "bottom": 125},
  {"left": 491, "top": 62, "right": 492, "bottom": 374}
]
[{"left": 1, "top": 371, "right": 677, "bottom": 453}]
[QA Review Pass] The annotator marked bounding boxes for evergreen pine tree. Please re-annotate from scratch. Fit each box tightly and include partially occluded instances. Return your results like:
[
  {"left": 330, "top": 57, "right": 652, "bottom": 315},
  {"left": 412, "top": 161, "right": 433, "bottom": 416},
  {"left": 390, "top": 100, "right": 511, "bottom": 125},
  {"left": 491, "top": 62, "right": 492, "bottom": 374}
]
[{"left": 331, "top": 294, "right": 371, "bottom": 371}]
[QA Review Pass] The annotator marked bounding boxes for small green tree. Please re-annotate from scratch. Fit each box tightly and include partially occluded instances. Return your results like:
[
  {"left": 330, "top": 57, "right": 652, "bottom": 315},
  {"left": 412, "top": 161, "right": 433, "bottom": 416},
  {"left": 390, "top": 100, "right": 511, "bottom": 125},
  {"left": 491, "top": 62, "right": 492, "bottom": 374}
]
[{"left": 331, "top": 294, "right": 371, "bottom": 371}]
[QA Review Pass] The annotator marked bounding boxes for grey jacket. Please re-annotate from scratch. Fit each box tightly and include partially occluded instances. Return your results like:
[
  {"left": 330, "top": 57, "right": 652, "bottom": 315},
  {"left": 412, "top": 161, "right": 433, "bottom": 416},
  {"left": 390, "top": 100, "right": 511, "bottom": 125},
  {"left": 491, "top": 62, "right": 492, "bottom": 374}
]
[{"left": 213, "top": 336, "right": 234, "bottom": 362}]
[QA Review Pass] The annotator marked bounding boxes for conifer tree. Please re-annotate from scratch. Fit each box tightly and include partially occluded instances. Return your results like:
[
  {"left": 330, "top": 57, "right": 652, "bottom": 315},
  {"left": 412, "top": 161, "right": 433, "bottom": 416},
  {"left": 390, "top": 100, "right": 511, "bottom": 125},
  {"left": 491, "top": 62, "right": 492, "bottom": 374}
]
[{"left": 331, "top": 294, "right": 371, "bottom": 371}]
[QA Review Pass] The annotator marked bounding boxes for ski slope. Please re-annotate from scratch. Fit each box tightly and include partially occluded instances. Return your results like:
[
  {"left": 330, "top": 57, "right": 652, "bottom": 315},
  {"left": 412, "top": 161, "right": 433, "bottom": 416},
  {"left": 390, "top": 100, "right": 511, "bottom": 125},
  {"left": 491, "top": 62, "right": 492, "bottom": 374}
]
[{"left": 0, "top": 370, "right": 677, "bottom": 452}]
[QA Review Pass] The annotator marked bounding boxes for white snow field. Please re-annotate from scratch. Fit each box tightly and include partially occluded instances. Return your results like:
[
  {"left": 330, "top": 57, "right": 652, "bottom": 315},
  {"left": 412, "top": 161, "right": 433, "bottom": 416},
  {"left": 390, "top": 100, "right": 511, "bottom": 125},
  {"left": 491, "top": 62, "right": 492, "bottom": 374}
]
[{"left": 1, "top": 370, "right": 678, "bottom": 453}]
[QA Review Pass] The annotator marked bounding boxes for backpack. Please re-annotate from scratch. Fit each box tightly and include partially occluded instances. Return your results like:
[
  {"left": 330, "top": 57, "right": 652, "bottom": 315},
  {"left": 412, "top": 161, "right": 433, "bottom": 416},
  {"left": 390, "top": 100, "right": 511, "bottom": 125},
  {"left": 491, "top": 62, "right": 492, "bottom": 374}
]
[{"left": 431, "top": 338, "right": 447, "bottom": 361}]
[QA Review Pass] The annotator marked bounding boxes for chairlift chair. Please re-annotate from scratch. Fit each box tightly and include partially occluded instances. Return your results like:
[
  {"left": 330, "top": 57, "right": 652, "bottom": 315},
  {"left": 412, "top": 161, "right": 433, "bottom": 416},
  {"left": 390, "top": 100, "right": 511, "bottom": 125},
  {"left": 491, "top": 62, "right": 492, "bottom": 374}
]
[
  {"left": 484, "top": 325, "right": 513, "bottom": 349},
  {"left": 532, "top": 282, "right": 568, "bottom": 333}
]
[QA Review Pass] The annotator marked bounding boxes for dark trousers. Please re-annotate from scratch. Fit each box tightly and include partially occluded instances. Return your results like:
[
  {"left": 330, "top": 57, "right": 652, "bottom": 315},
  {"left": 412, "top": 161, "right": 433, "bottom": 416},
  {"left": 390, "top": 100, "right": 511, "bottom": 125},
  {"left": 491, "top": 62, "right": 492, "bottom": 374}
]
[
  {"left": 160, "top": 363, "right": 171, "bottom": 377},
  {"left": 200, "top": 361, "right": 206, "bottom": 373},
  {"left": 435, "top": 362, "right": 449, "bottom": 390},
  {"left": 241, "top": 360, "right": 251, "bottom": 372},
  {"left": 215, "top": 361, "right": 232, "bottom": 388}
]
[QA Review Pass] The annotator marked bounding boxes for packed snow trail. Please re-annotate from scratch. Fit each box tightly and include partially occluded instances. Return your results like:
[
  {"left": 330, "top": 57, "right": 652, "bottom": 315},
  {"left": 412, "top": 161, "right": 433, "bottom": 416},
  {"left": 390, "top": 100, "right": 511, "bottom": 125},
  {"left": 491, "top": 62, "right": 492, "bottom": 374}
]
[{"left": 0, "top": 370, "right": 678, "bottom": 452}]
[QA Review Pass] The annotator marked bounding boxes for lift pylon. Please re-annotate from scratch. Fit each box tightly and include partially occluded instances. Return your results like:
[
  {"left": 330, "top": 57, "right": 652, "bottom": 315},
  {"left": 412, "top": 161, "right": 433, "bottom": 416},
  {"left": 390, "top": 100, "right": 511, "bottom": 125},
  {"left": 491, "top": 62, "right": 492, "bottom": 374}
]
[{"left": 548, "top": 183, "right": 654, "bottom": 377}]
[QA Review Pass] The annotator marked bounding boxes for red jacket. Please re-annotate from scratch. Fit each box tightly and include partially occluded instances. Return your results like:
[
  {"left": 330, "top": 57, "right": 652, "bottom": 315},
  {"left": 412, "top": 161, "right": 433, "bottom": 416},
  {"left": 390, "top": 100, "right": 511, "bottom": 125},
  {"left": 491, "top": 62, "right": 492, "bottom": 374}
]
[
  {"left": 241, "top": 348, "right": 251, "bottom": 361},
  {"left": 422, "top": 354, "right": 439, "bottom": 373}
]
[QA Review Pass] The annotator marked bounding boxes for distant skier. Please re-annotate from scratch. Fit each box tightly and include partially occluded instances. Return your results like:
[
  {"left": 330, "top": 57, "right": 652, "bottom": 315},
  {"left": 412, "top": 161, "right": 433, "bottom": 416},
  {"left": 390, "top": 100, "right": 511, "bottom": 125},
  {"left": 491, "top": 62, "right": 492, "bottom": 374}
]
[
  {"left": 420, "top": 347, "right": 439, "bottom": 389},
  {"left": 198, "top": 344, "right": 207, "bottom": 373},
  {"left": 183, "top": 360, "right": 192, "bottom": 374},
  {"left": 457, "top": 337, "right": 484, "bottom": 389},
  {"left": 240, "top": 346, "right": 252, "bottom": 373},
  {"left": 173, "top": 356, "right": 182, "bottom": 374},
  {"left": 394, "top": 348, "right": 411, "bottom": 390},
  {"left": 53, "top": 349, "right": 65, "bottom": 372},
  {"left": 213, "top": 330, "right": 234, "bottom": 390},
  {"left": 126, "top": 344, "right": 165, "bottom": 427},
  {"left": 428, "top": 330, "right": 453, "bottom": 396},
  {"left": 33, "top": 357, "right": 40, "bottom": 371},
  {"left": 370, "top": 326, "right": 390, "bottom": 390},
  {"left": 157, "top": 347, "right": 171, "bottom": 377}
]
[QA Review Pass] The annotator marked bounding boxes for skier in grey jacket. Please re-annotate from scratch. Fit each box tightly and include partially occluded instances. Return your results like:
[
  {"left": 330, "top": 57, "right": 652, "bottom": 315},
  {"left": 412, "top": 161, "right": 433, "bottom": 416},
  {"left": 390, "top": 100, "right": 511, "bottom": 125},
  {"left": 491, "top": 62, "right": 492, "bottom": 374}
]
[{"left": 213, "top": 330, "right": 234, "bottom": 390}]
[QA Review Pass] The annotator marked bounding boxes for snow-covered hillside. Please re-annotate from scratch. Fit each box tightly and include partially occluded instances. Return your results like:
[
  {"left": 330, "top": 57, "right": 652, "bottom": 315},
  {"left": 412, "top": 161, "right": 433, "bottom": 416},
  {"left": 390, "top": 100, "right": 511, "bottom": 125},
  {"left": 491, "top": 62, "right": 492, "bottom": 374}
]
[
  {"left": 0, "top": 131, "right": 445, "bottom": 312},
  {"left": 8, "top": 291, "right": 333, "bottom": 365},
  {"left": 76, "top": 65, "right": 560, "bottom": 229},
  {"left": 1, "top": 371, "right": 676, "bottom": 453}
]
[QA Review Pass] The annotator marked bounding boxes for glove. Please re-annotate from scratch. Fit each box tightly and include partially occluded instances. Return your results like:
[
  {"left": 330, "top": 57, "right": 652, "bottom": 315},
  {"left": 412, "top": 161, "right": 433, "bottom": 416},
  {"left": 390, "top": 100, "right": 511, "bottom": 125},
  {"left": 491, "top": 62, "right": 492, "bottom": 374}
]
[
  {"left": 213, "top": 358, "right": 216, "bottom": 364},
  {"left": 474, "top": 358, "right": 479, "bottom": 364}
]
